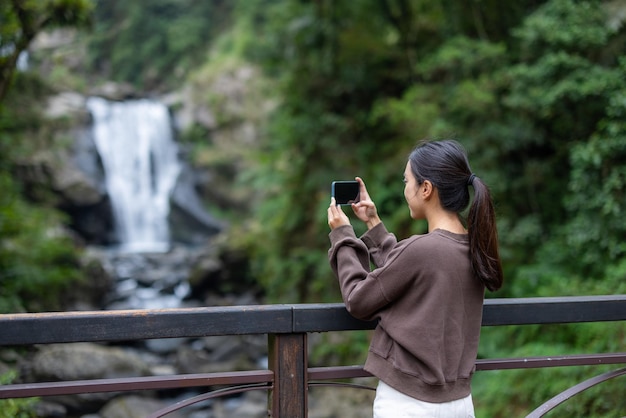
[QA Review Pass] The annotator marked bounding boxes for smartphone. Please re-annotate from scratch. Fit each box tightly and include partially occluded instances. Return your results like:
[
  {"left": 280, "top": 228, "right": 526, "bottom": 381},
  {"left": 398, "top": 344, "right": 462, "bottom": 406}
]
[{"left": 331, "top": 181, "right": 360, "bottom": 205}]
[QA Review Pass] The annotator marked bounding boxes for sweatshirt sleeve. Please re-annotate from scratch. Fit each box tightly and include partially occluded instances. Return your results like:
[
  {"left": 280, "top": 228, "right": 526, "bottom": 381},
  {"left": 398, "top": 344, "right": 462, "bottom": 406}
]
[
  {"left": 328, "top": 225, "right": 391, "bottom": 321},
  {"left": 360, "top": 222, "right": 398, "bottom": 268}
]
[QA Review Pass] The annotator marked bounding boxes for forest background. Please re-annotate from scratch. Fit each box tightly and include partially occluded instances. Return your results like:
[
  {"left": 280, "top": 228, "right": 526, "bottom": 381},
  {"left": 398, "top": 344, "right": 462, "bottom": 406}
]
[{"left": 1, "top": 0, "right": 625, "bottom": 416}]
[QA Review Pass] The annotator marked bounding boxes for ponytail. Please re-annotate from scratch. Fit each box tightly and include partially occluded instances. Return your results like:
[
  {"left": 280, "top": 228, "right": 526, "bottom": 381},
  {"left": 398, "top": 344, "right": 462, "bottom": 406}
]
[
  {"left": 467, "top": 175, "right": 503, "bottom": 291},
  {"left": 409, "top": 139, "right": 503, "bottom": 292}
]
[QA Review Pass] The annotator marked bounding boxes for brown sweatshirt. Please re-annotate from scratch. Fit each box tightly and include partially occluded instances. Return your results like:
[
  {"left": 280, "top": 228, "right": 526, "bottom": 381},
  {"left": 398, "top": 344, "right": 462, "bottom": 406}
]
[{"left": 328, "top": 223, "right": 484, "bottom": 403}]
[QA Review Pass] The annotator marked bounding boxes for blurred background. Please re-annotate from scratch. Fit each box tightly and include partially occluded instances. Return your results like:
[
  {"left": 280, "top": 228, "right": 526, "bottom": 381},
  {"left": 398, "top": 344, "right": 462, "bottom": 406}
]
[{"left": 1, "top": 1, "right": 625, "bottom": 417}]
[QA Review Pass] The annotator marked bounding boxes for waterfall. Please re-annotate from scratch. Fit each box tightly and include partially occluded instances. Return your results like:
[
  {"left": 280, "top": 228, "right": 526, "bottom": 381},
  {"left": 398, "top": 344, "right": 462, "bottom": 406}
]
[{"left": 87, "top": 97, "right": 181, "bottom": 253}]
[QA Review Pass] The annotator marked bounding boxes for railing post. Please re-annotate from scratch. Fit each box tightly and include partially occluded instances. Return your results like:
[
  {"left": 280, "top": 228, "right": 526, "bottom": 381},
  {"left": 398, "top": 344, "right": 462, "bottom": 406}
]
[{"left": 268, "top": 333, "right": 308, "bottom": 418}]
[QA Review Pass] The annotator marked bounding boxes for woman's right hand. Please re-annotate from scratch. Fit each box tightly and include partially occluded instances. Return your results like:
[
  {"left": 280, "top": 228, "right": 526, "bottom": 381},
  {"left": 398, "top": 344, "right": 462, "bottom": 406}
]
[{"left": 352, "top": 177, "right": 381, "bottom": 229}]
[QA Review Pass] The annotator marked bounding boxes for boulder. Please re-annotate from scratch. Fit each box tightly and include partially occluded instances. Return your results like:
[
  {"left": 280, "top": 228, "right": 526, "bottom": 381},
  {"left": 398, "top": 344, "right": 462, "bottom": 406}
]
[
  {"left": 100, "top": 395, "right": 183, "bottom": 418},
  {"left": 27, "top": 343, "right": 152, "bottom": 412},
  {"left": 31, "top": 343, "right": 151, "bottom": 382},
  {"left": 62, "top": 247, "right": 114, "bottom": 311}
]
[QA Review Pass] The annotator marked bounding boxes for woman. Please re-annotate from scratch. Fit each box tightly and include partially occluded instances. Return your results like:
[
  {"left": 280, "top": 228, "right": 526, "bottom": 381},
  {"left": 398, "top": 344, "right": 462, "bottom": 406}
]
[{"left": 327, "top": 139, "right": 503, "bottom": 417}]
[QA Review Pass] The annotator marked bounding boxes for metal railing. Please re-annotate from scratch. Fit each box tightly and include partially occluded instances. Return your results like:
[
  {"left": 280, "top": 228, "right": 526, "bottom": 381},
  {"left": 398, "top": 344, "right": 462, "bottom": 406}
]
[{"left": 1, "top": 295, "right": 625, "bottom": 417}]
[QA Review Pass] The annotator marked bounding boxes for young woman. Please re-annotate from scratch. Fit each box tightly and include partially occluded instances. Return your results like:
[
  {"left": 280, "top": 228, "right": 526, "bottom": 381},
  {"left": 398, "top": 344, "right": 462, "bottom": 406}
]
[{"left": 327, "top": 139, "right": 503, "bottom": 418}]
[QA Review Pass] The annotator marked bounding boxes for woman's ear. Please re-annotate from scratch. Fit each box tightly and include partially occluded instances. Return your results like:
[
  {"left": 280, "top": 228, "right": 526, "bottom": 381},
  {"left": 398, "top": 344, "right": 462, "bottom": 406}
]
[{"left": 422, "top": 180, "right": 434, "bottom": 200}]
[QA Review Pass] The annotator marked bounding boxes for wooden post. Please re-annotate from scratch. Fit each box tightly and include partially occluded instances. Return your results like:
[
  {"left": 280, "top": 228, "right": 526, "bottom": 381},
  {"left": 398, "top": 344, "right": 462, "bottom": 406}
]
[{"left": 268, "top": 333, "right": 308, "bottom": 418}]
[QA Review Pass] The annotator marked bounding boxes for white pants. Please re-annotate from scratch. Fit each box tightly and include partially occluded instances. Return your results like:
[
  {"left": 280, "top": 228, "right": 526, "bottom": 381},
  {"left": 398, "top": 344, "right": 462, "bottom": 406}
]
[{"left": 373, "top": 380, "right": 475, "bottom": 418}]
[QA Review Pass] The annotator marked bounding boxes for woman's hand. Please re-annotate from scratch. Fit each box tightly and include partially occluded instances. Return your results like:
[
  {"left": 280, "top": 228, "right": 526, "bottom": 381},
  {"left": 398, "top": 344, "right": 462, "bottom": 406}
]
[
  {"left": 328, "top": 197, "right": 351, "bottom": 230},
  {"left": 328, "top": 177, "right": 381, "bottom": 231},
  {"left": 351, "top": 177, "right": 381, "bottom": 229}
]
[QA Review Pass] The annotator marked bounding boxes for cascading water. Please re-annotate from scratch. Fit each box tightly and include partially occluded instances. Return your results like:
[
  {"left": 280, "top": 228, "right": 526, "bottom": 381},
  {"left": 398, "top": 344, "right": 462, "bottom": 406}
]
[{"left": 87, "top": 97, "right": 181, "bottom": 253}]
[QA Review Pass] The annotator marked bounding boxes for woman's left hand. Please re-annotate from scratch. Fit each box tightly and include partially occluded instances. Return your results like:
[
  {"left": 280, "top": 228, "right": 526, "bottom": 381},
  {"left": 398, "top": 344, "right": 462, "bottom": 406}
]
[{"left": 328, "top": 197, "right": 351, "bottom": 230}]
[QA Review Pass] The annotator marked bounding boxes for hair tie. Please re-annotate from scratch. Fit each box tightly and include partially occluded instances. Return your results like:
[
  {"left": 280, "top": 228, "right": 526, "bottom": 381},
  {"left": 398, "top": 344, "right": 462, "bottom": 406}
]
[{"left": 467, "top": 173, "right": 476, "bottom": 186}]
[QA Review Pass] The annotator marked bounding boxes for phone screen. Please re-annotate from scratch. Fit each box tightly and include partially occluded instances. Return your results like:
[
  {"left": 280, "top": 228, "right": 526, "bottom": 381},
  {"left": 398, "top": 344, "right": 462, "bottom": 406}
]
[{"left": 332, "top": 181, "right": 360, "bottom": 205}]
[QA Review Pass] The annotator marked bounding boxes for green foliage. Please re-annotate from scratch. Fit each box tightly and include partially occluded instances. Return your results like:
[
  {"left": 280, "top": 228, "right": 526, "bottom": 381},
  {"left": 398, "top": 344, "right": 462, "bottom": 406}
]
[
  {"left": 481, "top": 0, "right": 624, "bottom": 292},
  {"left": 229, "top": 0, "right": 626, "bottom": 307},
  {"left": 87, "top": 0, "right": 233, "bottom": 89},
  {"left": 564, "top": 81, "right": 626, "bottom": 276},
  {"left": 475, "top": 321, "right": 626, "bottom": 417},
  {"left": 0, "top": 71, "right": 82, "bottom": 313},
  {"left": 235, "top": 0, "right": 442, "bottom": 301},
  {"left": 0, "top": 169, "right": 82, "bottom": 313},
  {"left": 310, "top": 331, "right": 371, "bottom": 367},
  {"left": 473, "top": 363, "right": 626, "bottom": 417},
  {"left": 222, "top": 0, "right": 626, "bottom": 415},
  {"left": 0, "top": 371, "right": 38, "bottom": 418},
  {"left": 513, "top": 0, "right": 613, "bottom": 55}
]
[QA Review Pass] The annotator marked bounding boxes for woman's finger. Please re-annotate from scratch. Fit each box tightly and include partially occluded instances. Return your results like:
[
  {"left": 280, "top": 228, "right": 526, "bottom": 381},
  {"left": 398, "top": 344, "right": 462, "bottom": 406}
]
[{"left": 355, "top": 177, "right": 371, "bottom": 201}]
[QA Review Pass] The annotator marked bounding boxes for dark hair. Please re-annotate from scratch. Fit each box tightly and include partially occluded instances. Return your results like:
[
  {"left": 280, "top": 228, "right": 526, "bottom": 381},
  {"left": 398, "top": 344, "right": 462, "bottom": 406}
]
[{"left": 408, "top": 139, "right": 503, "bottom": 291}]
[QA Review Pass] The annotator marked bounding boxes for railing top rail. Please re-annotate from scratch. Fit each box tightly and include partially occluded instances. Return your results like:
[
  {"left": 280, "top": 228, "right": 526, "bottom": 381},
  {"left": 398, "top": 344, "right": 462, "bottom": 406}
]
[
  {"left": 0, "top": 304, "right": 294, "bottom": 345},
  {"left": 482, "top": 294, "right": 626, "bottom": 326},
  {"left": 0, "top": 295, "right": 625, "bottom": 346}
]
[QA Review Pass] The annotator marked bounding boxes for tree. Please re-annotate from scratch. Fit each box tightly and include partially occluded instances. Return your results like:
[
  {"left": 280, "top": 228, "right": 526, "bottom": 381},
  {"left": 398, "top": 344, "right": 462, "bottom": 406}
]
[{"left": 0, "top": 0, "right": 93, "bottom": 104}]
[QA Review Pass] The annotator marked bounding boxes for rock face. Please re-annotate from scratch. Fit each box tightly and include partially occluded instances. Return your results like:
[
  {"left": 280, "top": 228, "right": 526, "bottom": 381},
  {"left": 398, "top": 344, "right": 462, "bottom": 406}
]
[
  {"left": 38, "top": 90, "right": 224, "bottom": 248},
  {"left": 12, "top": 129, "right": 115, "bottom": 245},
  {"left": 169, "top": 162, "right": 224, "bottom": 246},
  {"left": 63, "top": 126, "right": 116, "bottom": 245}
]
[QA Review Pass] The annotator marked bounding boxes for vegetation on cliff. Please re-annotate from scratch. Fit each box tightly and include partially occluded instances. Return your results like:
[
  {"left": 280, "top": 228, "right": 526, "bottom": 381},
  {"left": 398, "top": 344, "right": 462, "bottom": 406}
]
[{"left": 0, "top": 0, "right": 92, "bottom": 314}]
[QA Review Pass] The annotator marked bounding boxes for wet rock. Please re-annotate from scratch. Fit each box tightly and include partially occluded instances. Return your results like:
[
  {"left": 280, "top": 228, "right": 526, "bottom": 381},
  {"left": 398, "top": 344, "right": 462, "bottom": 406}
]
[
  {"left": 31, "top": 343, "right": 151, "bottom": 381},
  {"left": 175, "top": 344, "right": 247, "bottom": 375},
  {"left": 34, "top": 401, "right": 68, "bottom": 418},
  {"left": 27, "top": 343, "right": 153, "bottom": 412},
  {"left": 100, "top": 395, "right": 183, "bottom": 418},
  {"left": 210, "top": 390, "right": 267, "bottom": 418},
  {"left": 144, "top": 337, "right": 189, "bottom": 355}
]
